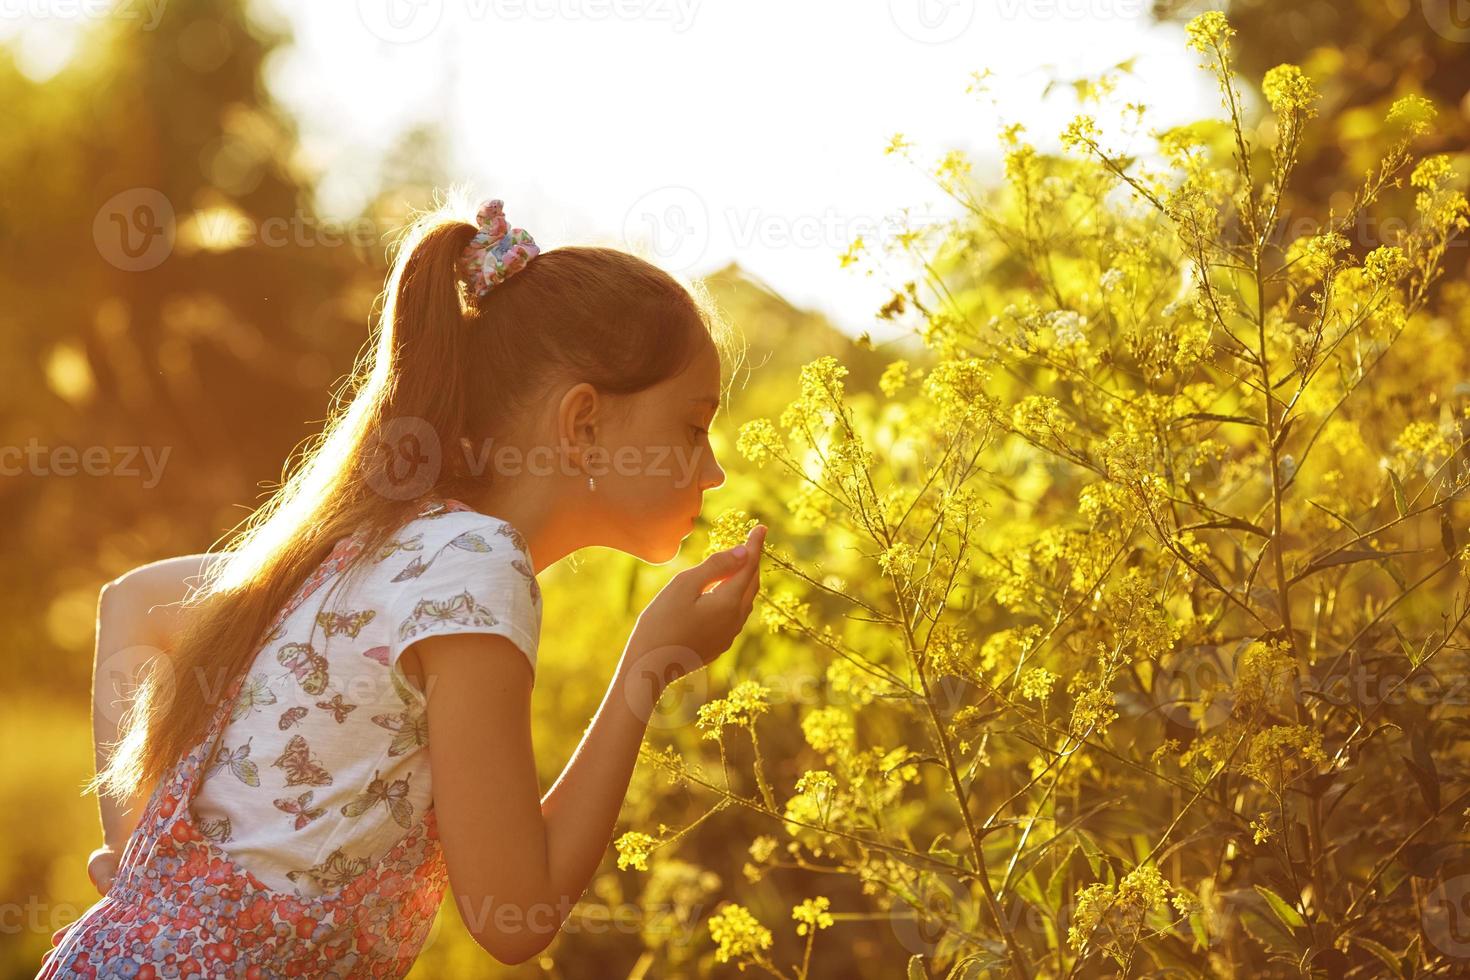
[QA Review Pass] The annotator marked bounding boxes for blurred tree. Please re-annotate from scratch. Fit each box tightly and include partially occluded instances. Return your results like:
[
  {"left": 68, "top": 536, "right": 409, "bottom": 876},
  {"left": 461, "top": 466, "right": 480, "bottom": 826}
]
[{"left": 0, "top": 0, "right": 393, "bottom": 695}]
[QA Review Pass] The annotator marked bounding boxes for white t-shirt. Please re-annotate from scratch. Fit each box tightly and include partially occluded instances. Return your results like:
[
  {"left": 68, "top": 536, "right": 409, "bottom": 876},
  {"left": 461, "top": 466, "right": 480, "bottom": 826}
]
[{"left": 189, "top": 503, "right": 541, "bottom": 897}]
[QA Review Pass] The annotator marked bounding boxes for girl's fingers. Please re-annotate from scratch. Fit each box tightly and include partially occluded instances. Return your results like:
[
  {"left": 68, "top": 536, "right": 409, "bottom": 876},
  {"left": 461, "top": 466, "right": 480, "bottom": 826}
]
[
  {"left": 685, "top": 545, "right": 749, "bottom": 596},
  {"left": 738, "top": 527, "right": 766, "bottom": 609},
  {"left": 710, "top": 525, "right": 764, "bottom": 606}
]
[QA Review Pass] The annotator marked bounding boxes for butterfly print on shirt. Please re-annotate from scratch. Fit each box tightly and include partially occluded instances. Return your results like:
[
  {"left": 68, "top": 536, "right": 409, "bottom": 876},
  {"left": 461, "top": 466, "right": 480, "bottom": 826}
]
[
  {"left": 207, "top": 737, "right": 261, "bottom": 787},
  {"left": 340, "top": 769, "right": 416, "bottom": 829},
  {"left": 277, "top": 642, "right": 330, "bottom": 695},
  {"left": 495, "top": 522, "right": 530, "bottom": 556},
  {"left": 273, "top": 733, "right": 333, "bottom": 788},
  {"left": 230, "top": 673, "right": 279, "bottom": 722},
  {"left": 197, "top": 815, "right": 233, "bottom": 844},
  {"left": 390, "top": 528, "right": 496, "bottom": 582},
  {"left": 278, "top": 705, "right": 309, "bottom": 730},
  {"left": 510, "top": 556, "right": 540, "bottom": 607},
  {"left": 285, "top": 847, "right": 372, "bottom": 891},
  {"left": 317, "top": 609, "right": 376, "bottom": 638},
  {"left": 274, "top": 790, "right": 328, "bottom": 831},
  {"left": 375, "top": 532, "right": 424, "bottom": 563},
  {"left": 372, "top": 671, "right": 428, "bottom": 757},
  {"left": 396, "top": 590, "right": 499, "bottom": 641},
  {"left": 315, "top": 692, "right": 358, "bottom": 724}
]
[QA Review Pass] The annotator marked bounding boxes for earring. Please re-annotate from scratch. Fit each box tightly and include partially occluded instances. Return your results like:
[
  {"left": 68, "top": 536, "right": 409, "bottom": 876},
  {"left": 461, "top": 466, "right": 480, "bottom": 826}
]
[{"left": 588, "top": 475, "right": 597, "bottom": 492}]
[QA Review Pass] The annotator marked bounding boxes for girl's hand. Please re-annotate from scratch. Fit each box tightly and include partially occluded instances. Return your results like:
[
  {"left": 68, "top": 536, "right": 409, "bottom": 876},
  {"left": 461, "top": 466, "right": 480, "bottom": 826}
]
[
  {"left": 628, "top": 524, "right": 767, "bottom": 691},
  {"left": 87, "top": 844, "right": 120, "bottom": 896}
]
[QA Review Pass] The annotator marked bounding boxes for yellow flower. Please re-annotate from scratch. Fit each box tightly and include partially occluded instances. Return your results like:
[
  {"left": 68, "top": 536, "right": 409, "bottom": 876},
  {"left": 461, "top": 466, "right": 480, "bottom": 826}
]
[
  {"left": 797, "top": 355, "right": 849, "bottom": 407},
  {"left": 802, "top": 706, "right": 856, "bottom": 755},
  {"left": 1250, "top": 812, "right": 1276, "bottom": 845},
  {"left": 1386, "top": 94, "right": 1436, "bottom": 137},
  {"left": 883, "top": 132, "right": 912, "bottom": 157},
  {"left": 935, "top": 149, "right": 972, "bottom": 190},
  {"left": 1411, "top": 154, "right": 1454, "bottom": 190},
  {"left": 736, "top": 418, "right": 781, "bottom": 467},
  {"left": 1364, "top": 245, "right": 1410, "bottom": 286},
  {"left": 1067, "top": 883, "right": 1114, "bottom": 950},
  {"left": 614, "top": 831, "right": 657, "bottom": 871},
  {"left": 792, "top": 896, "right": 835, "bottom": 936},
  {"left": 696, "top": 681, "right": 773, "bottom": 741},
  {"left": 795, "top": 770, "right": 838, "bottom": 800},
  {"left": 1290, "top": 231, "right": 1350, "bottom": 280},
  {"left": 708, "top": 903, "right": 773, "bottom": 967},
  {"left": 1184, "top": 10, "right": 1235, "bottom": 55},
  {"left": 1118, "top": 863, "right": 1170, "bottom": 911},
  {"left": 1242, "top": 724, "right": 1327, "bottom": 786},
  {"left": 1261, "top": 64, "right": 1318, "bottom": 117},
  {"left": 759, "top": 590, "right": 810, "bottom": 635},
  {"left": 878, "top": 542, "right": 917, "bottom": 579},
  {"left": 1012, "top": 394, "right": 1074, "bottom": 442},
  {"left": 879, "top": 359, "right": 914, "bottom": 398},
  {"left": 921, "top": 357, "right": 995, "bottom": 425},
  {"left": 1060, "top": 114, "right": 1100, "bottom": 152},
  {"left": 706, "top": 510, "right": 758, "bottom": 555},
  {"left": 1020, "top": 667, "right": 1058, "bottom": 702},
  {"left": 1233, "top": 639, "right": 1296, "bottom": 713}
]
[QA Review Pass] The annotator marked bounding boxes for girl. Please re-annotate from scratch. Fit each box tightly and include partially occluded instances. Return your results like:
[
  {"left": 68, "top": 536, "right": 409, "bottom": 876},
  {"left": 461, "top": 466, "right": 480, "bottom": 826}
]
[{"left": 41, "top": 195, "right": 768, "bottom": 977}]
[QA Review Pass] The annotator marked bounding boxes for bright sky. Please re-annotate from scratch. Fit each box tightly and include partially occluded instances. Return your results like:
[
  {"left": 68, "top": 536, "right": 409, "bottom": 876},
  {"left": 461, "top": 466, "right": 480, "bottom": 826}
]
[{"left": 9, "top": 0, "right": 1223, "bottom": 337}]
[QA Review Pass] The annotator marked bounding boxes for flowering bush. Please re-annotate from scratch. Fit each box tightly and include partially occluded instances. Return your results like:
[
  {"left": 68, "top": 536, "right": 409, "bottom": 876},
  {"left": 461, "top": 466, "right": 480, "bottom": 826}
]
[{"left": 616, "top": 12, "right": 1470, "bottom": 978}]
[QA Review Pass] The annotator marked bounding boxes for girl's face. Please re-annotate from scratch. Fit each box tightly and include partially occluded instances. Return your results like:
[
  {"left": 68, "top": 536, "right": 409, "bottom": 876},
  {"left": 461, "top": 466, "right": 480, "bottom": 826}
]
[{"left": 591, "top": 338, "right": 726, "bottom": 562}]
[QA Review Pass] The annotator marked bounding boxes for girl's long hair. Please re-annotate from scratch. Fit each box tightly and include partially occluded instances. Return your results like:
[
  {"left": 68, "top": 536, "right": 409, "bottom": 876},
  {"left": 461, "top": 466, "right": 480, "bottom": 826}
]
[{"left": 90, "top": 188, "right": 737, "bottom": 803}]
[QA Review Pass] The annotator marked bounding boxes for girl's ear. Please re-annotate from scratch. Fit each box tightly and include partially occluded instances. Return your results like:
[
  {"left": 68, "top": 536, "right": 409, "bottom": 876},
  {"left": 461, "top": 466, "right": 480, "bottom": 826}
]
[{"left": 557, "top": 381, "right": 601, "bottom": 456}]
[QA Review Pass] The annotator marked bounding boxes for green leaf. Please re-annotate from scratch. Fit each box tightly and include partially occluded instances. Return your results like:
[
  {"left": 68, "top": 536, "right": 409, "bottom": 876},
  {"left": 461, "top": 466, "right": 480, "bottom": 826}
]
[
  {"left": 1047, "top": 845, "right": 1077, "bottom": 911},
  {"left": 1253, "top": 884, "right": 1305, "bottom": 929},
  {"left": 1189, "top": 912, "right": 1209, "bottom": 950},
  {"left": 1389, "top": 468, "right": 1408, "bottom": 518},
  {"left": 943, "top": 953, "right": 1006, "bottom": 979},
  {"left": 1351, "top": 936, "right": 1403, "bottom": 976},
  {"left": 1401, "top": 755, "right": 1441, "bottom": 813},
  {"left": 1077, "top": 832, "right": 1105, "bottom": 877},
  {"left": 1240, "top": 907, "right": 1298, "bottom": 954},
  {"left": 908, "top": 953, "right": 927, "bottom": 980}
]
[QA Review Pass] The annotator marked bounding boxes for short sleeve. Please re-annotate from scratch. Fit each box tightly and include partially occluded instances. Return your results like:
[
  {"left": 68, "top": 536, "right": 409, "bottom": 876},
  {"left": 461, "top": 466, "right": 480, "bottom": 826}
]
[{"left": 383, "top": 517, "right": 541, "bottom": 684}]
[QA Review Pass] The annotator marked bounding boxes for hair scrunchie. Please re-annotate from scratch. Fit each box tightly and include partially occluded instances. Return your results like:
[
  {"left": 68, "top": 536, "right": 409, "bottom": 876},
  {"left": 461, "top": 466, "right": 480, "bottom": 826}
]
[{"left": 459, "top": 199, "right": 541, "bottom": 298}]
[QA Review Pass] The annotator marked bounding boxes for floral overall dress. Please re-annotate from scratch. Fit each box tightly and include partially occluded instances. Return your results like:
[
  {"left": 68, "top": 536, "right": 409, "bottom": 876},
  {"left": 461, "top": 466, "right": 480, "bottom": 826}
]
[{"left": 39, "top": 504, "right": 460, "bottom": 979}]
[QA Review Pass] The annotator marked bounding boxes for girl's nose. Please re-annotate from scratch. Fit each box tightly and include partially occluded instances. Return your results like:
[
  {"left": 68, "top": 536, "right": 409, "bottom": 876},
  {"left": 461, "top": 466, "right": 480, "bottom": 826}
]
[{"left": 703, "top": 459, "right": 725, "bottom": 491}]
